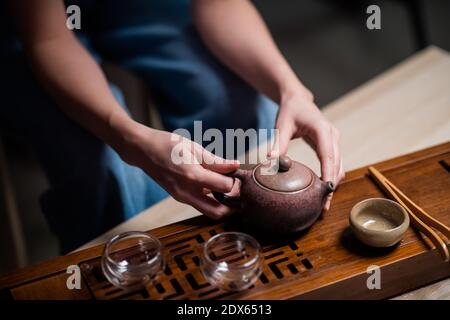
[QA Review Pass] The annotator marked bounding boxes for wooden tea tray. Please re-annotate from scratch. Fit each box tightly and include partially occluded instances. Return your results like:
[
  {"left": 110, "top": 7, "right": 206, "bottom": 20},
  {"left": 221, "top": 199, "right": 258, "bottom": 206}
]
[{"left": 1, "top": 142, "right": 449, "bottom": 300}]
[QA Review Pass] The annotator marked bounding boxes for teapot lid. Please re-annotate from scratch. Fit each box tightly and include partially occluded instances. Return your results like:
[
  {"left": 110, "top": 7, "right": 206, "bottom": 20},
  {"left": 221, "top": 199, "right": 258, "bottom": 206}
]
[{"left": 253, "top": 156, "right": 313, "bottom": 192}]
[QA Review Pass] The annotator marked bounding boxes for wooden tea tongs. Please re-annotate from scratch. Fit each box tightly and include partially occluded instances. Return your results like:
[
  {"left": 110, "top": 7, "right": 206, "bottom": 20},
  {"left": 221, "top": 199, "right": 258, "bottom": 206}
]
[{"left": 368, "top": 166, "right": 450, "bottom": 262}]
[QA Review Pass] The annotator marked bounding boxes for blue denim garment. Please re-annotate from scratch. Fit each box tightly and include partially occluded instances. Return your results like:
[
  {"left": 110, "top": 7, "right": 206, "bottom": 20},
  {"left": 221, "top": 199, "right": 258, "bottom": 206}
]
[{"left": 0, "top": 0, "right": 277, "bottom": 252}]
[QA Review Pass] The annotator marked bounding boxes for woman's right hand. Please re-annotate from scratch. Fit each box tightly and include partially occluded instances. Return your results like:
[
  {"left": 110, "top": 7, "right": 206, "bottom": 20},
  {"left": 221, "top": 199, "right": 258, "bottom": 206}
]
[{"left": 112, "top": 115, "right": 240, "bottom": 219}]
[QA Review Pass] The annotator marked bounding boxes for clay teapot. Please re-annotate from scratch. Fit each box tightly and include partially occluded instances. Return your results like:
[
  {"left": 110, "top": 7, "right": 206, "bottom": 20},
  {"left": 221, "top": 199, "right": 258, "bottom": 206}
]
[{"left": 213, "top": 156, "right": 335, "bottom": 234}]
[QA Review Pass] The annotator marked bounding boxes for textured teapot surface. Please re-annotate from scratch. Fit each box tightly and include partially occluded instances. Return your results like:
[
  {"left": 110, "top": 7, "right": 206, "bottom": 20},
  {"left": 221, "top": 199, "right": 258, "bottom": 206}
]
[
  {"left": 212, "top": 156, "right": 334, "bottom": 234},
  {"left": 237, "top": 156, "right": 334, "bottom": 234}
]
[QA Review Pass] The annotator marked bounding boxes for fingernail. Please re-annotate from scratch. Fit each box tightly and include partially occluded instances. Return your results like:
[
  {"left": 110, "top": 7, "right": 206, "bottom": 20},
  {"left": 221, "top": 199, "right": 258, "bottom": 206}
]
[{"left": 225, "top": 159, "right": 239, "bottom": 165}]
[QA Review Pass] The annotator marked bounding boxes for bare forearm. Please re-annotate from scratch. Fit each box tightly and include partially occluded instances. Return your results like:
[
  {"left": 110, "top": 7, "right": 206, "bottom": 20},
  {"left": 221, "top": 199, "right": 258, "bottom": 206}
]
[
  {"left": 9, "top": 0, "right": 138, "bottom": 154},
  {"left": 192, "top": 0, "right": 309, "bottom": 103},
  {"left": 27, "top": 36, "right": 134, "bottom": 147}
]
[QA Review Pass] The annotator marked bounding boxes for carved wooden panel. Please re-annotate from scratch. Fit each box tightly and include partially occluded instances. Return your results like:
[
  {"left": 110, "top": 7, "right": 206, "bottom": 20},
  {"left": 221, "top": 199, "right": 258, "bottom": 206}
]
[{"left": 80, "top": 224, "right": 316, "bottom": 300}]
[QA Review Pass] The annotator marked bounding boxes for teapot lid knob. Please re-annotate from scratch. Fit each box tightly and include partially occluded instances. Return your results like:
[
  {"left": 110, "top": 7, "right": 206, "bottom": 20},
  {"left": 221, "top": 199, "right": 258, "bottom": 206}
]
[
  {"left": 254, "top": 156, "right": 313, "bottom": 192},
  {"left": 278, "top": 156, "right": 292, "bottom": 172}
]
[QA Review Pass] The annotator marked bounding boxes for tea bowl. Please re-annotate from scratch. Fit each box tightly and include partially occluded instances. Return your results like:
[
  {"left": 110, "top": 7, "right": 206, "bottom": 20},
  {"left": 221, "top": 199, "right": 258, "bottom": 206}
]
[{"left": 349, "top": 198, "right": 410, "bottom": 247}]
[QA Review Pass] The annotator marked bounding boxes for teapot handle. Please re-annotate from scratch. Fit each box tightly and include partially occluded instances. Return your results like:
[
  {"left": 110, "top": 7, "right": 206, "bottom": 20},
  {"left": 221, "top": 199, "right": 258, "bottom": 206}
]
[
  {"left": 212, "top": 169, "right": 245, "bottom": 208},
  {"left": 212, "top": 190, "right": 241, "bottom": 208}
]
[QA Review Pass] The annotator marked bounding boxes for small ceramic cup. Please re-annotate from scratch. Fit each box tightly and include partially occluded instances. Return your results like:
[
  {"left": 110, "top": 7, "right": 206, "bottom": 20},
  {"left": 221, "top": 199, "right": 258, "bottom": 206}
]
[{"left": 349, "top": 198, "right": 410, "bottom": 247}]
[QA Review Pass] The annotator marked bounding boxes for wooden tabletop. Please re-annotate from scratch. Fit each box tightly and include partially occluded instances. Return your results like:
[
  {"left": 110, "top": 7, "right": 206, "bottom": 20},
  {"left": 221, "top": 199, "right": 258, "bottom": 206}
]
[{"left": 79, "top": 46, "right": 450, "bottom": 299}]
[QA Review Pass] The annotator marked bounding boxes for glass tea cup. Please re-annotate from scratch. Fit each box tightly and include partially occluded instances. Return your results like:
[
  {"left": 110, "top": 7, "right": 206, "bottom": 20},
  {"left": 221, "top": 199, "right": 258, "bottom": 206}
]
[
  {"left": 200, "top": 232, "right": 263, "bottom": 291},
  {"left": 101, "top": 231, "right": 165, "bottom": 291}
]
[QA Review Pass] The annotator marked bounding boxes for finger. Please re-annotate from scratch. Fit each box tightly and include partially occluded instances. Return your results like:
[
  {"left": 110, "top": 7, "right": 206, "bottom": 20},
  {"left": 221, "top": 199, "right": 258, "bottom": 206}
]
[
  {"left": 199, "top": 148, "right": 240, "bottom": 173},
  {"left": 337, "top": 157, "right": 345, "bottom": 185},
  {"left": 268, "top": 112, "right": 295, "bottom": 158},
  {"left": 316, "top": 128, "right": 335, "bottom": 184},
  {"left": 331, "top": 132, "right": 340, "bottom": 184},
  {"left": 324, "top": 158, "right": 341, "bottom": 213},
  {"left": 324, "top": 194, "right": 332, "bottom": 212},
  {"left": 202, "top": 176, "right": 240, "bottom": 196},
  {"left": 323, "top": 135, "right": 339, "bottom": 213},
  {"left": 194, "top": 167, "right": 235, "bottom": 193},
  {"left": 189, "top": 191, "right": 236, "bottom": 220}
]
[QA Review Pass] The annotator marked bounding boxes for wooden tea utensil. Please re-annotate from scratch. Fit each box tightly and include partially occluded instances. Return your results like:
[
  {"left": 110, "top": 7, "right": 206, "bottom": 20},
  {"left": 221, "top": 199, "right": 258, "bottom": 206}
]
[
  {"left": 368, "top": 166, "right": 450, "bottom": 262},
  {"left": 384, "top": 179, "right": 450, "bottom": 240}
]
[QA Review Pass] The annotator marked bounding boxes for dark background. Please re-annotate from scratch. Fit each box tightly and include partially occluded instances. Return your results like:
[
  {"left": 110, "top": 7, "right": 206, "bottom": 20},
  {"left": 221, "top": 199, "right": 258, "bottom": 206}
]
[
  {"left": 255, "top": 0, "right": 450, "bottom": 106},
  {"left": 1, "top": 0, "right": 450, "bottom": 272}
]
